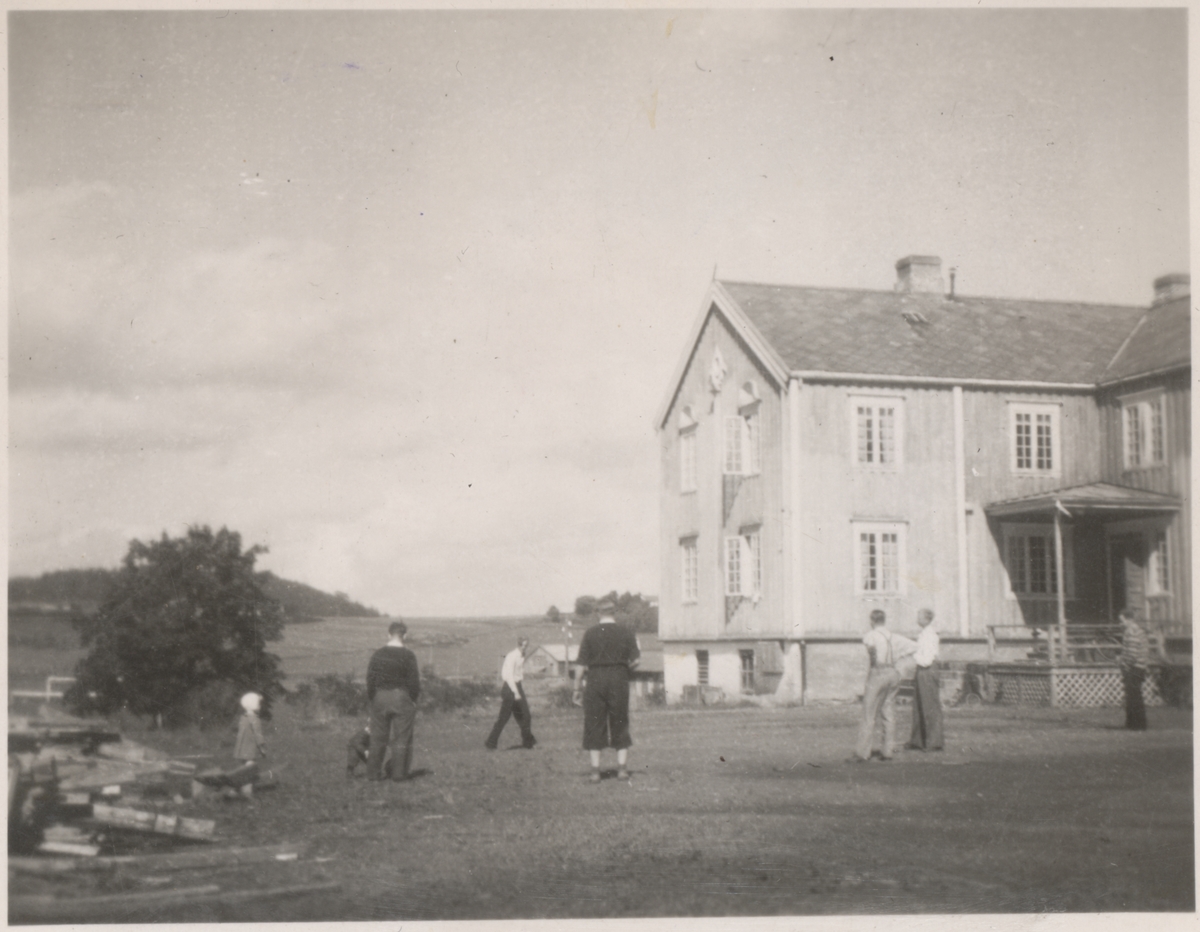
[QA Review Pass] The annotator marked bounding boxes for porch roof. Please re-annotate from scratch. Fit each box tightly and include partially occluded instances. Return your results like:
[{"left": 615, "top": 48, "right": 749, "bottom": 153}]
[{"left": 985, "top": 482, "right": 1181, "bottom": 519}]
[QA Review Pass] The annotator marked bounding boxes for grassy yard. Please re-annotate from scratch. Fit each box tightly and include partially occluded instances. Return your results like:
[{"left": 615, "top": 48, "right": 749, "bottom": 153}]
[{"left": 18, "top": 700, "right": 1192, "bottom": 922}]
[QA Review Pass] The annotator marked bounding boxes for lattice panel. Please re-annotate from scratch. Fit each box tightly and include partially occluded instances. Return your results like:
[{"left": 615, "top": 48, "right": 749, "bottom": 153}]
[
  {"left": 992, "top": 673, "right": 1051, "bottom": 706},
  {"left": 1054, "top": 671, "right": 1123, "bottom": 707},
  {"left": 1142, "top": 673, "right": 1165, "bottom": 708},
  {"left": 990, "top": 667, "right": 1169, "bottom": 708}
]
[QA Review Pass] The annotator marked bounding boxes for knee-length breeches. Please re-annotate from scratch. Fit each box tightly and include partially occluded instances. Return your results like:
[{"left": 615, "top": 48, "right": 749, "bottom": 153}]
[{"left": 582, "top": 665, "right": 632, "bottom": 750}]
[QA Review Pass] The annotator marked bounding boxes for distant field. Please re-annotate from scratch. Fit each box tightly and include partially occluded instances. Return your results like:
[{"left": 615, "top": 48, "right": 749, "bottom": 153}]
[
  {"left": 8, "top": 612, "right": 568, "bottom": 692},
  {"left": 275, "top": 615, "right": 568, "bottom": 682},
  {"left": 8, "top": 614, "right": 87, "bottom": 692}
]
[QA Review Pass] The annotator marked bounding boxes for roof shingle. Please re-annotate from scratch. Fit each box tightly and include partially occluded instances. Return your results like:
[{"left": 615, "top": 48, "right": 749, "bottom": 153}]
[
  {"left": 1100, "top": 295, "right": 1191, "bottom": 384},
  {"left": 719, "top": 281, "right": 1152, "bottom": 384}
]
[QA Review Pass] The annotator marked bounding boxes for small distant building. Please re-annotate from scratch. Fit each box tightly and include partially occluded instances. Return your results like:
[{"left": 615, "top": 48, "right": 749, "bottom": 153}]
[
  {"left": 525, "top": 643, "right": 579, "bottom": 679},
  {"left": 656, "top": 258, "right": 1190, "bottom": 705}
]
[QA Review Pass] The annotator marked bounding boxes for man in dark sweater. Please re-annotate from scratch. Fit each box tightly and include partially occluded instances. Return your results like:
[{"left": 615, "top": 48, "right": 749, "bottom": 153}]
[
  {"left": 366, "top": 620, "right": 421, "bottom": 781},
  {"left": 577, "top": 597, "right": 640, "bottom": 783}
]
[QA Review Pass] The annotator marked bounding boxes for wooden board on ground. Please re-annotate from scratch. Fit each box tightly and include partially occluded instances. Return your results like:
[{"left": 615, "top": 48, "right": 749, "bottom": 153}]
[
  {"left": 9, "top": 881, "right": 342, "bottom": 922},
  {"left": 9, "top": 843, "right": 312, "bottom": 875},
  {"left": 91, "top": 803, "right": 215, "bottom": 841}
]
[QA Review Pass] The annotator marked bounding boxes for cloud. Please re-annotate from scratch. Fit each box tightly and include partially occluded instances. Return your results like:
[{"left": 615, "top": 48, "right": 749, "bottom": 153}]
[{"left": 11, "top": 184, "right": 409, "bottom": 396}]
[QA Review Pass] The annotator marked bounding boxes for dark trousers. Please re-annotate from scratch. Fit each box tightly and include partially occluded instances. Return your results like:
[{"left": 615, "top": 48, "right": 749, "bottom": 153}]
[
  {"left": 909, "top": 665, "right": 944, "bottom": 750},
  {"left": 368, "top": 689, "right": 416, "bottom": 780},
  {"left": 486, "top": 683, "right": 536, "bottom": 748},
  {"left": 583, "top": 666, "right": 632, "bottom": 750},
  {"left": 1123, "top": 667, "right": 1148, "bottom": 731}
]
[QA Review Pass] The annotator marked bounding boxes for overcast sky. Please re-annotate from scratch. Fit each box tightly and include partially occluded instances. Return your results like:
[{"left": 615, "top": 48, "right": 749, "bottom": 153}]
[{"left": 9, "top": 9, "right": 1189, "bottom": 616}]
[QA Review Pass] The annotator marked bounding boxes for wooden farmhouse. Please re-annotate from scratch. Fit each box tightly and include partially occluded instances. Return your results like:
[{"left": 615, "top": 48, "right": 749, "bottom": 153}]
[{"left": 656, "top": 256, "right": 1190, "bottom": 704}]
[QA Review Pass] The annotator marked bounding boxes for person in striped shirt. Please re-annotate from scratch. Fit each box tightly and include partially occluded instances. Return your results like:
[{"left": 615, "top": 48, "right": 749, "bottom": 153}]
[{"left": 1119, "top": 609, "right": 1151, "bottom": 731}]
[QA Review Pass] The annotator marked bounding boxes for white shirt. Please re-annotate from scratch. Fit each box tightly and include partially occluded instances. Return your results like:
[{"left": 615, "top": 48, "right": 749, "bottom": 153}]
[
  {"left": 914, "top": 625, "right": 940, "bottom": 668},
  {"left": 862, "top": 627, "right": 916, "bottom": 668},
  {"left": 500, "top": 647, "right": 525, "bottom": 693}
]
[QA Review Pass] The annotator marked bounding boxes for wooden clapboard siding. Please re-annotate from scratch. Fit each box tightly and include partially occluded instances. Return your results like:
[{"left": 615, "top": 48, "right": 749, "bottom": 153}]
[
  {"left": 961, "top": 388, "right": 1101, "bottom": 633},
  {"left": 961, "top": 388, "right": 1101, "bottom": 504},
  {"left": 794, "top": 381, "right": 960, "bottom": 637},
  {"left": 1096, "top": 369, "right": 1191, "bottom": 632},
  {"left": 659, "top": 308, "right": 786, "bottom": 641}
]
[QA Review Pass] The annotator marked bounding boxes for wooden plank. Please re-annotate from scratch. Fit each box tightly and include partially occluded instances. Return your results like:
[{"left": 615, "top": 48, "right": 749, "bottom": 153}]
[
  {"left": 91, "top": 804, "right": 215, "bottom": 840},
  {"left": 36, "top": 841, "right": 101, "bottom": 857},
  {"left": 10, "top": 843, "right": 311, "bottom": 875},
  {"left": 10, "top": 881, "right": 341, "bottom": 921},
  {"left": 58, "top": 761, "right": 172, "bottom": 791},
  {"left": 10, "top": 885, "right": 222, "bottom": 920}
]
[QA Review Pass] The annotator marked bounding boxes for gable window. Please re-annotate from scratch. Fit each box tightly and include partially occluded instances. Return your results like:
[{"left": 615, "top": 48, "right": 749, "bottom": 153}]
[
  {"left": 724, "top": 383, "right": 762, "bottom": 476},
  {"left": 1009, "top": 402, "right": 1060, "bottom": 477},
  {"left": 1122, "top": 392, "right": 1166, "bottom": 469},
  {"left": 1149, "top": 529, "right": 1170, "bottom": 594},
  {"left": 1003, "top": 524, "right": 1074, "bottom": 599},
  {"left": 696, "top": 649, "right": 709, "bottom": 686},
  {"left": 851, "top": 395, "right": 904, "bottom": 468},
  {"left": 724, "top": 528, "right": 762, "bottom": 599},
  {"left": 739, "top": 649, "right": 755, "bottom": 693},
  {"left": 680, "top": 538, "right": 699, "bottom": 604},
  {"left": 724, "top": 414, "right": 761, "bottom": 476},
  {"left": 853, "top": 521, "right": 906, "bottom": 596}
]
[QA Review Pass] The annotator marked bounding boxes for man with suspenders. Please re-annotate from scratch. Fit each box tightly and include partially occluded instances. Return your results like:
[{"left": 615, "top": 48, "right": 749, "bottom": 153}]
[{"left": 853, "top": 609, "right": 916, "bottom": 762}]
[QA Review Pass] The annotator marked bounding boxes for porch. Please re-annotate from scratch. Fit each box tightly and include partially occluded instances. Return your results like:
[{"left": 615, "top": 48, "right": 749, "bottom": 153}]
[
  {"left": 984, "top": 481, "right": 1185, "bottom": 633},
  {"left": 976, "top": 623, "right": 1191, "bottom": 708}
]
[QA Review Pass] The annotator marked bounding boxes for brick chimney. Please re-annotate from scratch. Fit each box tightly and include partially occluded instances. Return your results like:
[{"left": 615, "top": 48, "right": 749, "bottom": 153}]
[
  {"left": 894, "top": 255, "right": 944, "bottom": 295},
  {"left": 1152, "top": 273, "right": 1190, "bottom": 306}
]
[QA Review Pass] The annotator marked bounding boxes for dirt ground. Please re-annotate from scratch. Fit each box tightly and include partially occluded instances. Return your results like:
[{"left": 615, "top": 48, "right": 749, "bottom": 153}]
[{"left": 13, "top": 701, "right": 1193, "bottom": 921}]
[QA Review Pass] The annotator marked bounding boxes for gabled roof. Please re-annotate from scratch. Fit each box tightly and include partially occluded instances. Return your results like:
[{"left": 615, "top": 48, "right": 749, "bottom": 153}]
[
  {"left": 1099, "top": 294, "right": 1191, "bottom": 385},
  {"left": 530, "top": 644, "right": 579, "bottom": 663},
  {"left": 985, "top": 482, "right": 1181, "bottom": 519},
  {"left": 720, "top": 281, "right": 1147, "bottom": 385}
]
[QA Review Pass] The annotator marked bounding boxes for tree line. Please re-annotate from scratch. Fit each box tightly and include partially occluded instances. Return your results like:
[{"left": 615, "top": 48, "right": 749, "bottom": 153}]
[{"left": 545, "top": 591, "right": 658, "bottom": 634}]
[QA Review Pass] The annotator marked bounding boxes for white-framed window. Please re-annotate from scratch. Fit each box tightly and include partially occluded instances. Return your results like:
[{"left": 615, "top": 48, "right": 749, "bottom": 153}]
[
  {"left": 724, "top": 528, "right": 762, "bottom": 598},
  {"left": 1009, "top": 402, "right": 1061, "bottom": 476},
  {"left": 680, "top": 428, "right": 697, "bottom": 493},
  {"left": 739, "top": 649, "right": 755, "bottom": 693},
  {"left": 723, "top": 412, "right": 761, "bottom": 476},
  {"left": 680, "top": 538, "right": 699, "bottom": 604},
  {"left": 850, "top": 395, "right": 904, "bottom": 468},
  {"left": 1149, "top": 529, "right": 1171, "bottom": 594},
  {"left": 853, "top": 521, "right": 906, "bottom": 596},
  {"left": 1122, "top": 391, "right": 1166, "bottom": 469},
  {"left": 1002, "top": 523, "right": 1075, "bottom": 599},
  {"left": 696, "top": 649, "right": 709, "bottom": 685}
]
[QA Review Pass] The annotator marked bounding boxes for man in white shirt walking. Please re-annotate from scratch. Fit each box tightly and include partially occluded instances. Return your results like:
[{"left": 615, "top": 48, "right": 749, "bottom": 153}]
[
  {"left": 907, "top": 608, "right": 944, "bottom": 751},
  {"left": 485, "top": 636, "right": 537, "bottom": 750},
  {"left": 853, "top": 609, "right": 916, "bottom": 762}
]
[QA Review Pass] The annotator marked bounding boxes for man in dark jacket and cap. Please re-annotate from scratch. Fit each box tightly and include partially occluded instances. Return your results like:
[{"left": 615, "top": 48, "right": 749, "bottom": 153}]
[{"left": 576, "top": 597, "right": 640, "bottom": 783}]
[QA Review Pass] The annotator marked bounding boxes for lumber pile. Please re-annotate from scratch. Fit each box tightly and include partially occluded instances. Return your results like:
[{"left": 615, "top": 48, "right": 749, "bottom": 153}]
[
  {"left": 8, "top": 714, "right": 201, "bottom": 857},
  {"left": 8, "top": 715, "right": 340, "bottom": 921}
]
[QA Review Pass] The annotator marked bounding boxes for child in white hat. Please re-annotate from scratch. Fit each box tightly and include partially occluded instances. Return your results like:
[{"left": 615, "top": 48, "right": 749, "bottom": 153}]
[{"left": 231, "top": 692, "right": 267, "bottom": 798}]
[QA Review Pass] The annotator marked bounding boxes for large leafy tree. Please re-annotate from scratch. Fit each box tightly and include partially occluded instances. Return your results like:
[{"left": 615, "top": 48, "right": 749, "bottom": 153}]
[
  {"left": 573, "top": 591, "right": 658, "bottom": 633},
  {"left": 67, "top": 526, "right": 285, "bottom": 725}
]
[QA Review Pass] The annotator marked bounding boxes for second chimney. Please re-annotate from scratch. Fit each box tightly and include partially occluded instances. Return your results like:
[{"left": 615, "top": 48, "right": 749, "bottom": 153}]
[
  {"left": 895, "top": 255, "right": 944, "bottom": 294},
  {"left": 1152, "top": 273, "right": 1190, "bottom": 306}
]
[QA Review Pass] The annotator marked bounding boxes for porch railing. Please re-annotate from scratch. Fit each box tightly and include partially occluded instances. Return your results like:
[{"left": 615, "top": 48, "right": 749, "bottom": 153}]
[{"left": 986, "top": 624, "right": 1133, "bottom": 666}]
